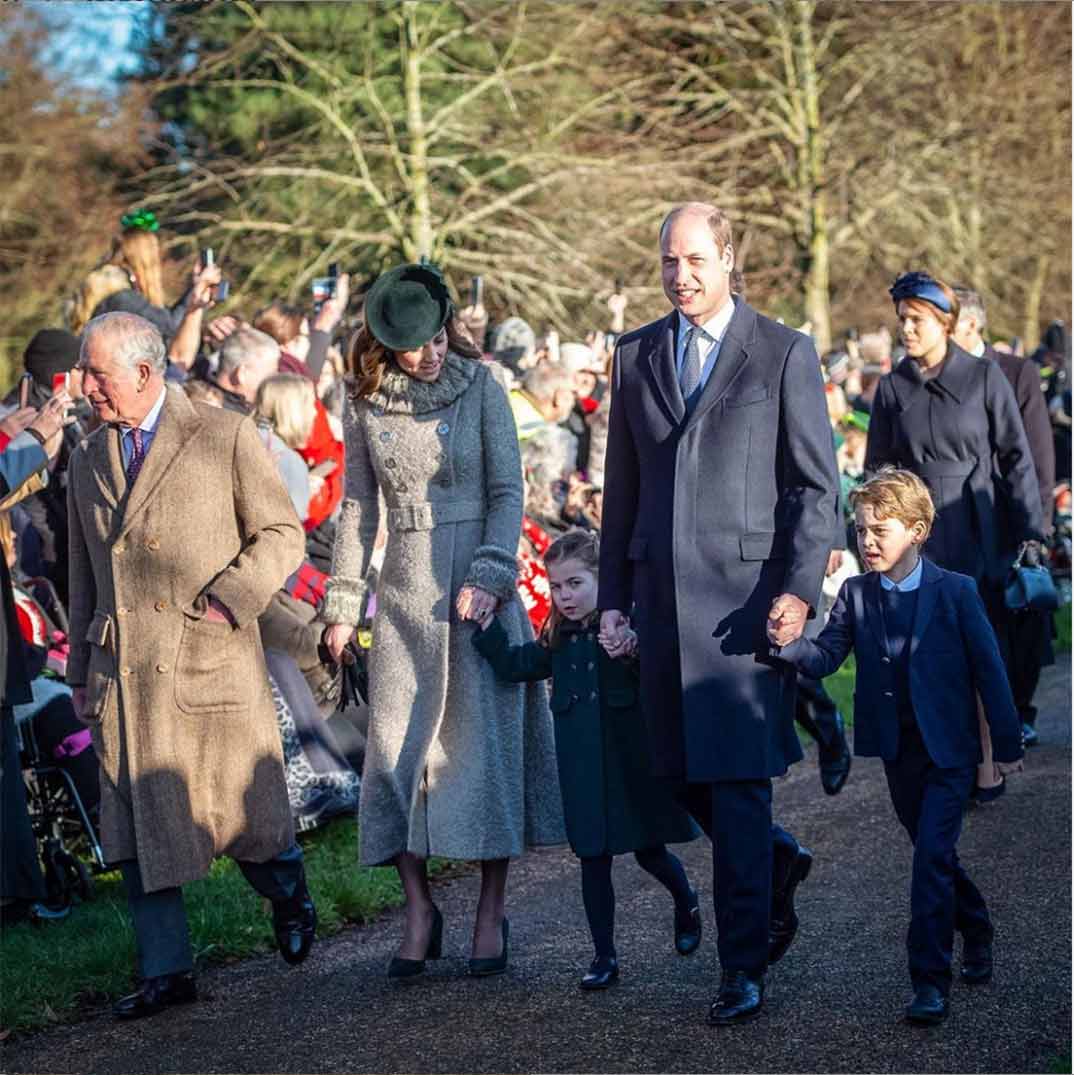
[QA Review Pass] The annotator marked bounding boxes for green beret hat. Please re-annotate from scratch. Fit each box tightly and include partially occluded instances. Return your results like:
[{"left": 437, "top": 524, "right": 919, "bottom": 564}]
[{"left": 364, "top": 262, "right": 453, "bottom": 351}]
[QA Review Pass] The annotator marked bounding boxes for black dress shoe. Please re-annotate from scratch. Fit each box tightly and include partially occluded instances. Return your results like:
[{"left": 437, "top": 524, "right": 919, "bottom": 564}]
[
  {"left": 113, "top": 972, "right": 198, "bottom": 1020},
  {"left": 769, "top": 845, "right": 813, "bottom": 964},
  {"left": 388, "top": 904, "right": 444, "bottom": 979},
  {"left": 468, "top": 917, "right": 509, "bottom": 977},
  {"left": 970, "top": 776, "right": 1005, "bottom": 806},
  {"left": 272, "top": 881, "right": 317, "bottom": 966},
  {"left": 580, "top": 954, "right": 620, "bottom": 990},
  {"left": 819, "top": 714, "right": 852, "bottom": 795},
  {"left": 961, "top": 941, "right": 993, "bottom": 985},
  {"left": 906, "top": 984, "right": 948, "bottom": 1025},
  {"left": 708, "top": 970, "right": 764, "bottom": 1026},
  {"left": 674, "top": 893, "right": 702, "bottom": 956}
]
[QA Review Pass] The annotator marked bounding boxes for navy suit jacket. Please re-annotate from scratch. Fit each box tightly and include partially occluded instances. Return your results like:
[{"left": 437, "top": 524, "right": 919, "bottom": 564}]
[{"left": 775, "top": 560, "right": 1023, "bottom": 768}]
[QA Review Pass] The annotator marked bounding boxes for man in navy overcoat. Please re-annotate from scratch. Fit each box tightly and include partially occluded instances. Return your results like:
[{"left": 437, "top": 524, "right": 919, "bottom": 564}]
[{"left": 598, "top": 203, "right": 839, "bottom": 1025}]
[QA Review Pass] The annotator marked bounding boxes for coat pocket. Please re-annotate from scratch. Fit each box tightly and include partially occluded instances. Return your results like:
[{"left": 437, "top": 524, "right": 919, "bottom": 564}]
[
  {"left": 725, "top": 385, "right": 771, "bottom": 408},
  {"left": 174, "top": 615, "right": 251, "bottom": 715},
  {"left": 80, "top": 646, "right": 116, "bottom": 724},
  {"left": 739, "top": 531, "right": 788, "bottom": 561}
]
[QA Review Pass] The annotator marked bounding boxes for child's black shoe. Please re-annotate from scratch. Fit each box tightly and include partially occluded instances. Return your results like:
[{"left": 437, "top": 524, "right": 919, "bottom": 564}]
[{"left": 580, "top": 954, "right": 619, "bottom": 990}]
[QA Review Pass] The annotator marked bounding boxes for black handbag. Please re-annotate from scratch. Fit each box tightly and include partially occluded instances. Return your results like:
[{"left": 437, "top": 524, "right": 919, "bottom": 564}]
[{"left": 1004, "top": 542, "right": 1060, "bottom": 613}]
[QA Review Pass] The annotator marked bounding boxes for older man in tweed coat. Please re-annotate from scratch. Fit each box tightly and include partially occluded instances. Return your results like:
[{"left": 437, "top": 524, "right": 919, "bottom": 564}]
[{"left": 68, "top": 313, "right": 315, "bottom": 1020}]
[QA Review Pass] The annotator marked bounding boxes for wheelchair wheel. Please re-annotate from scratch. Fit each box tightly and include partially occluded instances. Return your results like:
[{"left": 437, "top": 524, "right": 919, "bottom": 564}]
[{"left": 42, "top": 841, "right": 93, "bottom": 908}]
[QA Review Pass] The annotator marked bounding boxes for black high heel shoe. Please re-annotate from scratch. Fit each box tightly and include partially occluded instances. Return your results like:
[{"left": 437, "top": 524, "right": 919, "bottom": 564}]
[
  {"left": 468, "top": 917, "right": 509, "bottom": 977},
  {"left": 387, "top": 904, "right": 443, "bottom": 979},
  {"left": 674, "top": 890, "right": 702, "bottom": 956}
]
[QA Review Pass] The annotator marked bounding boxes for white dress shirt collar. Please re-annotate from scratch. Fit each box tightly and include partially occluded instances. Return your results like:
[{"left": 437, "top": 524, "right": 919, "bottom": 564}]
[
  {"left": 879, "top": 556, "right": 923, "bottom": 592},
  {"left": 677, "top": 297, "right": 735, "bottom": 346}
]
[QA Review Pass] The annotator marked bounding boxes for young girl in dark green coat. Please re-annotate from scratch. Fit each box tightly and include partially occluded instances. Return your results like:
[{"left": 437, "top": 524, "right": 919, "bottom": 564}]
[{"left": 473, "top": 529, "right": 701, "bottom": 990}]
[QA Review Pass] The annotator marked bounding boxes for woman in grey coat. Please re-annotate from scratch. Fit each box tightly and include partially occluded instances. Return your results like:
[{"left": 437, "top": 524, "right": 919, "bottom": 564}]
[{"left": 323, "top": 264, "right": 563, "bottom": 979}]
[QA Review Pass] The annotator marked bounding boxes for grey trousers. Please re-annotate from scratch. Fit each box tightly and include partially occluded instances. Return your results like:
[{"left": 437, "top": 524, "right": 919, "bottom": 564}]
[{"left": 120, "top": 843, "right": 305, "bottom": 979}]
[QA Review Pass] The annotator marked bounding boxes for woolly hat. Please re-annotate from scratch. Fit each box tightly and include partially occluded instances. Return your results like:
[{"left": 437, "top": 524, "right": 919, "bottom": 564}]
[
  {"left": 559, "top": 342, "right": 601, "bottom": 375},
  {"left": 23, "top": 329, "right": 80, "bottom": 389},
  {"left": 489, "top": 317, "right": 535, "bottom": 372}
]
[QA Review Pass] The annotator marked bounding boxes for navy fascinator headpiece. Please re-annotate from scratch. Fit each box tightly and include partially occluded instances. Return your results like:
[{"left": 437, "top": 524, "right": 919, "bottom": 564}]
[{"left": 889, "top": 271, "right": 952, "bottom": 314}]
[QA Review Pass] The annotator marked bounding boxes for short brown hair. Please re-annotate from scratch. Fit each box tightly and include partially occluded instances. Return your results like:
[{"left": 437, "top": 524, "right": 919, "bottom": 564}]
[
  {"left": 659, "top": 202, "right": 733, "bottom": 254},
  {"left": 850, "top": 467, "right": 935, "bottom": 537},
  {"left": 253, "top": 303, "right": 306, "bottom": 348}
]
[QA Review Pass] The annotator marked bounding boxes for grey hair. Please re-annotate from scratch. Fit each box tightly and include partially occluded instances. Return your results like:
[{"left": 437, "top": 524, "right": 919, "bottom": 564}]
[
  {"left": 522, "top": 424, "right": 577, "bottom": 488},
  {"left": 952, "top": 286, "right": 987, "bottom": 332},
  {"left": 218, "top": 326, "right": 280, "bottom": 377},
  {"left": 522, "top": 362, "right": 573, "bottom": 404},
  {"left": 81, "top": 312, "right": 167, "bottom": 374}
]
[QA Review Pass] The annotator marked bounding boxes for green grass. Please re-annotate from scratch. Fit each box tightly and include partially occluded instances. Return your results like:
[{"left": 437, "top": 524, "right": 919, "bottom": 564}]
[
  {"left": 1047, "top": 1050, "right": 1072, "bottom": 1075},
  {"left": 1056, "top": 602, "right": 1072, "bottom": 652},
  {"left": 0, "top": 818, "right": 449, "bottom": 1034}
]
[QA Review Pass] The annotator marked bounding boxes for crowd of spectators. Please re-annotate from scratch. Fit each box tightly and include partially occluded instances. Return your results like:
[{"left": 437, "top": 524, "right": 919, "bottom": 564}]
[{"left": 0, "top": 211, "right": 1069, "bottom": 924}]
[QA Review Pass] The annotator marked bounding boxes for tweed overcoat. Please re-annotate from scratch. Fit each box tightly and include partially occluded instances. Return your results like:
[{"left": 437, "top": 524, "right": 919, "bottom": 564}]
[
  {"left": 323, "top": 353, "right": 565, "bottom": 865},
  {"left": 598, "top": 298, "right": 840, "bottom": 782},
  {"left": 865, "top": 343, "right": 1045, "bottom": 585},
  {"left": 66, "top": 386, "right": 304, "bottom": 893},
  {"left": 472, "top": 617, "right": 700, "bottom": 858}
]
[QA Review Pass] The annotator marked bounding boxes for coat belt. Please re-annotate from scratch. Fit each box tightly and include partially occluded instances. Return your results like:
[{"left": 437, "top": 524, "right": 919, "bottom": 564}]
[
  {"left": 385, "top": 499, "right": 486, "bottom": 533},
  {"left": 915, "top": 460, "right": 977, "bottom": 479}
]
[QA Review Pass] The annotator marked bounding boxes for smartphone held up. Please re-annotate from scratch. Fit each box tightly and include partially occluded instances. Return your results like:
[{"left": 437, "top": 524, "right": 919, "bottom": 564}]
[{"left": 312, "top": 262, "right": 340, "bottom": 314}]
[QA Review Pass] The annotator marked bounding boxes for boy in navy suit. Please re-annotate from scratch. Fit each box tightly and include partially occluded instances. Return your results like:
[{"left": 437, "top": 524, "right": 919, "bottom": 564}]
[{"left": 768, "top": 467, "right": 1023, "bottom": 1026}]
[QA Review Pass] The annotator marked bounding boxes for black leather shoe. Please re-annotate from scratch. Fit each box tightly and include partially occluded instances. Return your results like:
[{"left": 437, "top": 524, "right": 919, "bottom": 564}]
[
  {"left": 906, "top": 984, "right": 948, "bottom": 1025},
  {"left": 113, "top": 972, "right": 197, "bottom": 1020},
  {"left": 468, "top": 917, "right": 509, "bottom": 977},
  {"left": 388, "top": 904, "right": 444, "bottom": 979},
  {"left": 971, "top": 777, "right": 1005, "bottom": 806},
  {"left": 707, "top": 970, "right": 764, "bottom": 1026},
  {"left": 1022, "top": 722, "right": 1039, "bottom": 747},
  {"left": 819, "top": 713, "right": 851, "bottom": 795},
  {"left": 674, "top": 893, "right": 702, "bottom": 956},
  {"left": 580, "top": 954, "right": 620, "bottom": 990},
  {"left": 769, "top": 845, "right": 813, "bottom": 964},
  {"left": 272, "top": 880, "right": 317, "bottom": 966},
  {"left": 961, "top": 941, "right": 993, "bottom": 985}
]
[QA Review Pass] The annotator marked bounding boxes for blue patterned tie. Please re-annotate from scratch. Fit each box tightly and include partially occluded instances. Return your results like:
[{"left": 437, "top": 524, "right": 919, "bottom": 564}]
[
  {"left": 126, "top": 427, "right": 145, "bottom": 485},
  {"left": 680, "top": 326, "right": 705, "bottom": 400}
]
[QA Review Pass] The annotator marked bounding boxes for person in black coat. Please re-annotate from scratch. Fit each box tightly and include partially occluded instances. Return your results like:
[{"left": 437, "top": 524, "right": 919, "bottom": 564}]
[
  {"left": 598, "top": 203, "right": 839, "bottom": 1025},
  {"left": 770, "top": 469, "right": 1023, "bottom": 1026},
  {"left": 953, "top": 287, "right": 1057, "bottom": 746},
  {"left": 474, "top": 530, "right": 701, "bottom": 991},
  {"left": 865, "top": 272, "right": 1044, "bottom": 802}
]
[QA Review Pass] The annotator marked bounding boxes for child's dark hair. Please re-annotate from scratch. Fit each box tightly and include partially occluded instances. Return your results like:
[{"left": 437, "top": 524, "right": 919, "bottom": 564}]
[{"left": 539, "top": 528, "right": 600, "bottom": 648}]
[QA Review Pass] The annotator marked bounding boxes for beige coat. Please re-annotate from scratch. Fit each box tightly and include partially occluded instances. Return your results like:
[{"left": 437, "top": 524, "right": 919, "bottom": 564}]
[
  {"left": 66, "top": 386, "right": 304, "bottom": 893},
  {"left": 323, "top": 353, "right": 564, "bottom": 865}
]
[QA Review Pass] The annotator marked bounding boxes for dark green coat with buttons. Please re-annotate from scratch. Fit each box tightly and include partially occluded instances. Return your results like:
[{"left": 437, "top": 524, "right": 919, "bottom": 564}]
[{"left": 473, "top": 617, "right": 700, "bottom": 858}]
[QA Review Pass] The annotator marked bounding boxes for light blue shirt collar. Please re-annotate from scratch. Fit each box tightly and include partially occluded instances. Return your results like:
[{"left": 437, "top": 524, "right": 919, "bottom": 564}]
[
  {"left": 879, "top": 557, "right": 923, "bottom": 592},
  {"left": 676, "top": 299, "right": 735, "bottom": 353},
  {"left": 675, "top": 299, "right": 735, "bottom": 393},
  {"left": 126, "top": 386, "right": 167, "bottom": 437}
]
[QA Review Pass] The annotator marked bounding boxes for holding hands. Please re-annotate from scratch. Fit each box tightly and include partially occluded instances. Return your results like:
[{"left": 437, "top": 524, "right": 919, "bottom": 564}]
[
  {"left": 599, "top": 609, "right": 637, "bottom": 659},
  {"left": 766, "top": 593, "right": 809, "bottom": 647},
  {"left": 457, "top": 585, "right": 498, "bottom": 630}
]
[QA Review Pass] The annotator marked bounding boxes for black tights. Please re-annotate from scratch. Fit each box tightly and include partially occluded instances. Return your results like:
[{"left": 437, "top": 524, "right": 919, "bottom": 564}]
[{"left": 579, "top": 845, "right": 695, "bottom": 958}]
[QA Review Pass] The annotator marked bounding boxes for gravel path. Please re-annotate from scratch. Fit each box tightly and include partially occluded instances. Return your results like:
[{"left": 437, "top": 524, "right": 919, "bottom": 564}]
[{"left": 5, "top": 660, "right": 1069, "bottom": 1075}]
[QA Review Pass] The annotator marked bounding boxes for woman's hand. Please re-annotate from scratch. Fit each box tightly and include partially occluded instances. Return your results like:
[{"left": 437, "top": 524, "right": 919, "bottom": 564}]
[
  {"left": 456, "top": 585, "right": 498, "bottom": 623},
  {"left": 323, "top": 623, "right": 356, "bottom": 664}
]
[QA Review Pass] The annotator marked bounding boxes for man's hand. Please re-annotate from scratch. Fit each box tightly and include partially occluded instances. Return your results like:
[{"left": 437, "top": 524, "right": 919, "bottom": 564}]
[
  {"left": 767, "top": 593, "right": 809, "bottom": 647},
  {"left": 313, "top": 273, "right": 351, "bottom": 332},
  {"left": 71, "top": 686, "right": 87, "bottom": 720},
  {"left": 599, "top": 609, "right": 629, "bottom": 653},
  {"left": 826, "top": 549, "right": 844, "bottom": 577},
  {"left": 456, "top": 585, "right": 497, "bottom": 623},
  {"left": 203, "top": 595, "right": 236, "bottom": 627},
  {"left": 607, "top": 291, "right": 628, "bottom": 333},
  {"left": 996, "top": 759, "right": 1024, "bottom": 777},
  {"left": 191, "top": 262, "right": 223, "bottom": 308},
  {"left": 0, "top": 407, "right": 37, "bottom": 441}
]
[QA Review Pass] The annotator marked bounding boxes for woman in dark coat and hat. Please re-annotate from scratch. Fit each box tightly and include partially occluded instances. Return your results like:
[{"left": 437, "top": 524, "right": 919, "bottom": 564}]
[
  {"left": 865, "top": 271, "right": 1045, "bottom": 801},
  {"left": 322, "top": 263, "right": 563, "bottom": 979}
]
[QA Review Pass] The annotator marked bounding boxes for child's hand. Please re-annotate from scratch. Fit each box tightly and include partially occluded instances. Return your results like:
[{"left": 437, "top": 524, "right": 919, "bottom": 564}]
[
  {"left": 620, "top": 628, "right": 638, "bottom": 658},
  {"left": 996, "top": 759, "right": 1024, "bottom": 776},
  {"left": 476, "top": 608, "right": 496, "bottom": 632}
]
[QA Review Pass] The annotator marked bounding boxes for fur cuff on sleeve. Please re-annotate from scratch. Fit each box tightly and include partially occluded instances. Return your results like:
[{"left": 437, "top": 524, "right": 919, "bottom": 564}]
[
  {"left": 321, "top": 576, "right": 367, "bottom": 627},
  {"left": 464, "top": 545, "right": 519, "bottom": 603}
]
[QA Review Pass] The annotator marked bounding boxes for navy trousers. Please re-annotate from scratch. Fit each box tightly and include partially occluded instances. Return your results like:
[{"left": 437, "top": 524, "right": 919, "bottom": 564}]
[
  {"left": 120, "top": 843, "right": 306, "bottom": 979},
  {"left": 678, "top": 779, "right": 797, "bottom": 978},
  {"left": 883, "top": 725, "right": 992, "bottom": 993}
]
